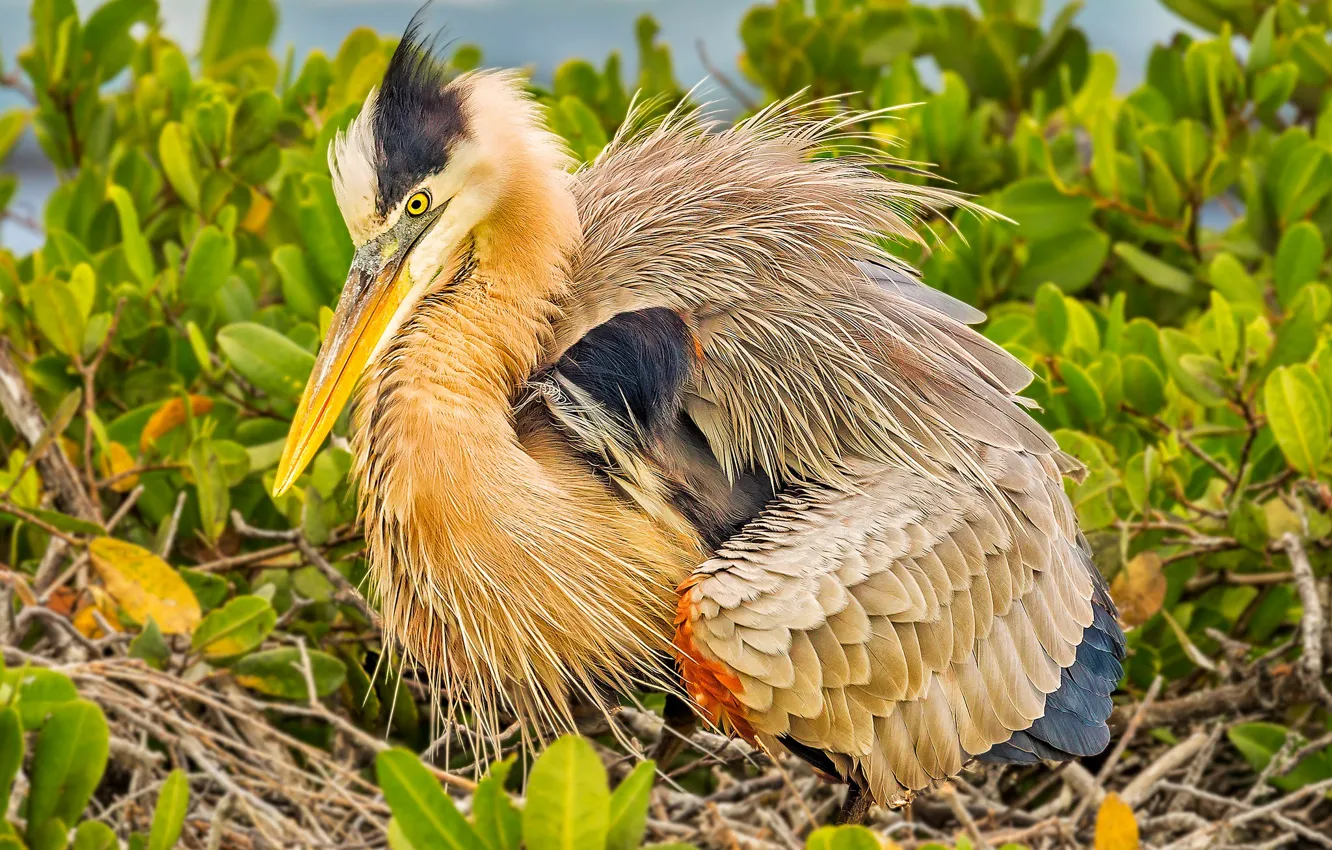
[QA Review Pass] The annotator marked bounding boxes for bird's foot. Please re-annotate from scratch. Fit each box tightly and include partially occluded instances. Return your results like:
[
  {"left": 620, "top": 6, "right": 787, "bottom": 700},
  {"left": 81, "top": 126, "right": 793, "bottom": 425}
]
[{"left": 835, "top": 782, "right": 874, "bottom": 825}]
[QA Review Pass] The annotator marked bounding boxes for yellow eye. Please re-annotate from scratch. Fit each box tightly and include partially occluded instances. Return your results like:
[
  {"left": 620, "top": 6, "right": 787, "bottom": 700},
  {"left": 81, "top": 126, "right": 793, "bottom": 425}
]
[{"left": 405, "top": 191, "right": 430, "bottom": 217}]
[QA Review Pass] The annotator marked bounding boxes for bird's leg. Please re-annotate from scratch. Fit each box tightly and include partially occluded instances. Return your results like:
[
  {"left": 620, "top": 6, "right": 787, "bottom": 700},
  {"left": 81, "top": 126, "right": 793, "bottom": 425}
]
[
  {"left": 835, "top": 782, "right": 873, "bottom": 825},
  {"left": 649, "top": 692, "right": 698, "bottom": 767}
]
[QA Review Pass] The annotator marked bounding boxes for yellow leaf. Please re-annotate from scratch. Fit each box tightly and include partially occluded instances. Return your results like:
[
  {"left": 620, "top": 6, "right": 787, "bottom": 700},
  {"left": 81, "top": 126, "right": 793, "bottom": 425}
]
[
  {"left": 241, "top": 188, "right": 272, "bottom": 234},
  {"left": 1109, "top": 552, "right": 1165, "bottom": 628},
  {"left": 89, "top": 537, "right": 201, "bottom": 635},
  {"left": 73, "top": 586, "right": 123, "bottom": 638},
  {"left": 100, "top": 442, "right": 139, "bottom": 492},
  {"left": 1095, "top": 792, "right": 1140, "bottom": 850},
  {"left": 72, "top": 605, "right": 101, "bottom": 638},
  {"left": 58, "top": 436, "right": 81, "bottom": 465},
  {"left": 140, "top": 395, "right": 214, "bottom": 454}
]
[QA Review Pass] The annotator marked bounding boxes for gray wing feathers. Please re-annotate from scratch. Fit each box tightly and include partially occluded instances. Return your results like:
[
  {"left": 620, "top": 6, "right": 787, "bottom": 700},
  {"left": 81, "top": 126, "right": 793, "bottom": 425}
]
[
  {"left": 855, "top": 260, "right": 985, "bottom": 325},
  {"left": 677, "top": 453, "right": 1096, "bottom": 804}
]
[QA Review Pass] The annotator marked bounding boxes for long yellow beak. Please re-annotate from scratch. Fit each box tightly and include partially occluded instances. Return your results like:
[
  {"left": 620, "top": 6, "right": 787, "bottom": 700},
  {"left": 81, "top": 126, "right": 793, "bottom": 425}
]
[{"left": 272, "top": 254, "right": 409, "bottom": 497}]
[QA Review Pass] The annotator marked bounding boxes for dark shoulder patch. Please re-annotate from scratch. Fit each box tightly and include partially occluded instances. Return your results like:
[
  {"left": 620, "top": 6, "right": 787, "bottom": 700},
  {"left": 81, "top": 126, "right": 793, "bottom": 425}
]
[
  {"left": 548, "top": 309, "right": 775, "bottom": 549},
  {"left": 374, "top": 13, "right": 468, "bottom": 215},
  {"left": 556, "top": 308, "right": 694, "bottom": 436}
]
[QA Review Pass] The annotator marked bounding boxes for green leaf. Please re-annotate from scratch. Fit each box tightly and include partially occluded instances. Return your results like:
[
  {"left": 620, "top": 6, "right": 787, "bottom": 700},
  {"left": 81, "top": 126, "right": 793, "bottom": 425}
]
[
  {"left": 1124, "top": 354, "right": 1166, "bottom": 418},
  {"left": 189, "top": 441, "right": 229, "bottom": 546},
  {"left": 82, "top": 0, "right": 155, "bottom": 79},
  {"left": 386, "top": 820, "right": 415, "bottom": 850},
  {"left": 231, "top": 90, "right": 281, "bottom": 155},
  {"left": 182, "top": 226, "right": 237, "bottom": 308},
  {"left": 28, "top": 389, "right": 81, "bottom": 468},
  {"left": 272, "top": 245, "right": 324, "bottom": 320},
  {"left": 1066, "top": 298, "right": 1102, "bottom": 358},
  {"left": 1264, "top": 365, "right": 1331, "bottom": 477},
  {"left": 1277, "top": 142, "right": 1332, "bottom": 224},
  {"left": 388, "top": 818, "right": 418, "bottom": 850},
  {"left": 181, "top": 569, "right": 229, "bottom": 611},
  {"left": 1123, "top": 449, "right": 1159, "bottom": 515},
  {"left": 1228, "top": 722, "right": 1288, "bottom": 772},
  {"left": 1207, "top": 252, "right": 1263, "bottom": 316},
  {"left": 376, "top": 749, "right": 484, "bottom": 850},
  {"left": 159, "top": 122, "right": 200, "bottom": 210},
  {"left": 106, "top": 185, "right": 154, "bottom": 288},
  {"left": 216, "top": 323, "right": 316, "bottom": 401},
  {"left": 128, "top": 618, "right": 171, "bottom": 670},
  {"left": 1035, "top": 283, "right": 1069, "bottom": 352},
  {"left": 1254, "top": 63, "right": 1299, "bottom": 119},
  {"left": 191, "top": 595, "right": 276, "bottom": 661},
  {"left": 302, "top": 485, "right": 330, "bottom": 545},
  {"left": 186, "top": 321, "right": 216, "bottom": 378},
  {"left": 0, "top": 505, "right": 102, "bottom": 537},
  {"left": 26, "top": 700, "right": 109, "bottom": 844},
  {"left": 0, "top": 707, "right": 22, "bottom": 819},
  {"left": 31, "top": 281, "right": 86, "bottom": 359},
  {"left": 473, "top": 759, "right": 521, "bottom": 850},
  {"left": 1000, "top": 178, "right": 1095, "bottom": 240},
  {"left": 1090, "top": 109, "right": 1119, "bottom": 198},
  {"left": 0, "top": 111, "right": 28, "bottom": 163},
  {"left": 28, "top": 818, "right": 68, "bottom": 850},
  {"left": 201, "top": 0, "right": 277, "bottom": 69},
  {"left": 1161, "top": 329, "right": 1227, "bottom": 406},
  {"left": 66, "top": 263, "right": 95, "bottom": 325},
  {"left": 1229, "top": 499, "right": 1269, "bottom": 553},
  {"left": 1017, "top": 225, "right": 1110, "bottom": 294},
  {"left": 1274, "top": 221, "right": 1324, "bottom": 308},
  {"left": 1249, "top": 8, "right": 1276, "bottom": 71},
  {"left": 1060, "top": 359, "right": 1106, "bottom": 425},
  {"left": 1142, "top": 144, "right": 1184, "bottom": 218},
  {"left": 1178, "top": 353, "right": 1228, "bottom": 405},
  {"left": 1207, "top": 290, "right": 1239, "bottom": 366},
  {"left": 72, "top": 821, "right": 118, "bottom": 850},
  {"left": 147, "top": 770, "right": 189, "bottom": 850},
  {"left": 552, "top": 96, "right": 609, "bottom": 161},
  {"left": 1268, "top": 309, "right": 1320, "bottom": 371},
  {"left": 1072, "top": 53, "right": 1117, "bottom": 122},
  {"left": 1169, "top": 119, "right": 1210, "bottom": 186},
  {"left": 232, "top": 647, "right": 346, "bottom": 699},
  {"left": 297, "top": 175, "right": 355, "bottom": 295},
  {"left": 607, "top": 760, "right": 655, "bottom": 850},
  {"left": 524, "top": 736, "right": 610, "bottom": 850},
  {"left": 806, "top": 825, "right": 882, "bottom": 850},
  {"left": 1114, "top": 243, "right": 1195, "bottom": 295},
  {"left": 1, "top": 667, "right": 80, "bottom": 730}
]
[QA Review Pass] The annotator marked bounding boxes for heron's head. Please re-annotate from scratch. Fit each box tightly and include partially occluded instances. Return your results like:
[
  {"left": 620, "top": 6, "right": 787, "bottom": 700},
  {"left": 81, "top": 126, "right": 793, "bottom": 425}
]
[{"left": 273, "top": 22, "right": 576, "bottom": 496}]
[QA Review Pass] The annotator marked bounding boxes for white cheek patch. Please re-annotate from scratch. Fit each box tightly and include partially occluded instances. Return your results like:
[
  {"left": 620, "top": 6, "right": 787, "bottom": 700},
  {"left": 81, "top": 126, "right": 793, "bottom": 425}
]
[{"left": 330, "top": 89, "right": 382, "bottom": 244}]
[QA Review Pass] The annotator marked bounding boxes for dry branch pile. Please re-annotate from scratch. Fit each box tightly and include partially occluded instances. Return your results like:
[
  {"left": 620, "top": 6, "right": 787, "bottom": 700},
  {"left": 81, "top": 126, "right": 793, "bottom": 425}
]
[{"left": 5, "top": 574, "right": 1332, "bottom": 849}]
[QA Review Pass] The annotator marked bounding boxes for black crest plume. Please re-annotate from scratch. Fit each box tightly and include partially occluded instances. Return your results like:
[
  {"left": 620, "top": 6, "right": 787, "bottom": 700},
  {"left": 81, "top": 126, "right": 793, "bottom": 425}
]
[{"left": 373, "top": 7, "right": 467, "bottom": 215}]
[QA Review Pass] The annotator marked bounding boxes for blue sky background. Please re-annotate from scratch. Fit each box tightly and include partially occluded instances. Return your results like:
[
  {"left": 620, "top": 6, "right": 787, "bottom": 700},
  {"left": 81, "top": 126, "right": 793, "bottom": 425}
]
[{"left": 0, "top": 0, "right": 1198, "bottom": 251}]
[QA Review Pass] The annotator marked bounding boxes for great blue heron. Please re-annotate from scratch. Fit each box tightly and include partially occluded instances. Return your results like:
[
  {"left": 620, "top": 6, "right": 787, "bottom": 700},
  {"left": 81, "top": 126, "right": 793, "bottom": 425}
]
[{"left": 273, "top": 22, "right": 1125, "bottom": 822}]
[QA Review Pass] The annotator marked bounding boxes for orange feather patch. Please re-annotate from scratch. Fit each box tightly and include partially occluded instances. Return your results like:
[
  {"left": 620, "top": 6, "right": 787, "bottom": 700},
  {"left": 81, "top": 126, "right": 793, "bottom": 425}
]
[{"left": 673, "top": 577, "right": 757, "bottom": 743}]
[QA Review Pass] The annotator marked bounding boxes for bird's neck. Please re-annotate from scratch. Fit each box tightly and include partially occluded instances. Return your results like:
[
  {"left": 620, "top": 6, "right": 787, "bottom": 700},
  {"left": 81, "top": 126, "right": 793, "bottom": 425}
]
[{"left": 352, "top": 189, "right": 698, "bottom": 731}]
